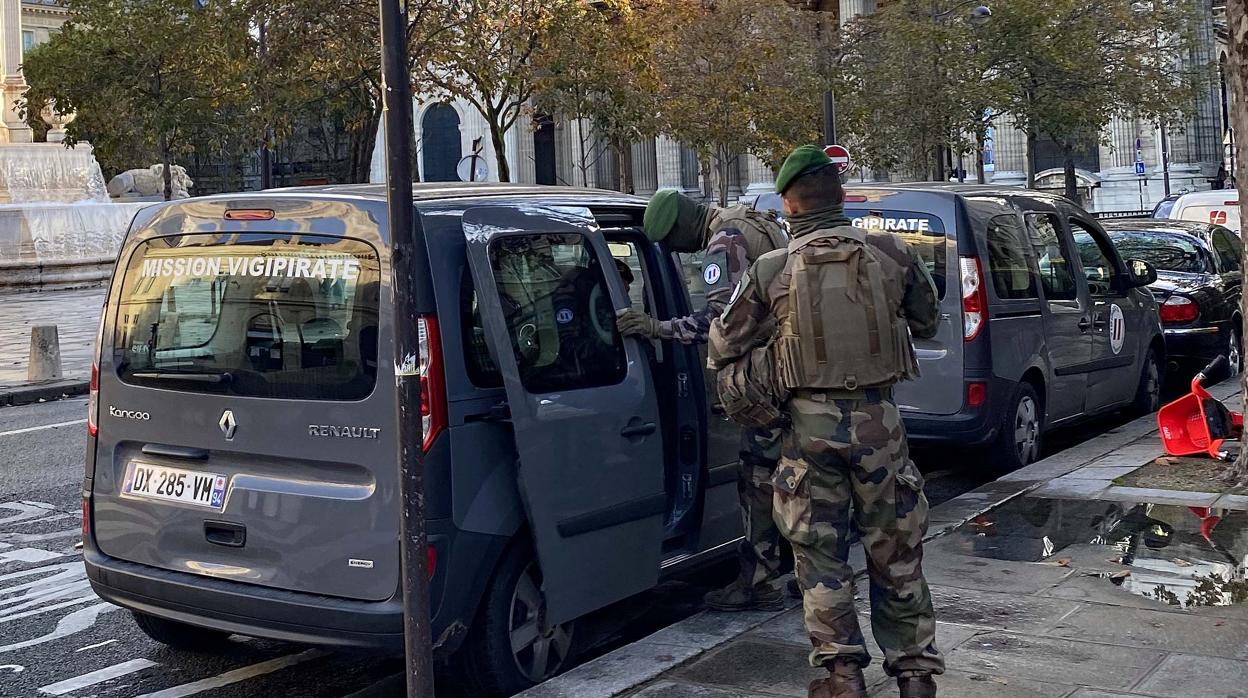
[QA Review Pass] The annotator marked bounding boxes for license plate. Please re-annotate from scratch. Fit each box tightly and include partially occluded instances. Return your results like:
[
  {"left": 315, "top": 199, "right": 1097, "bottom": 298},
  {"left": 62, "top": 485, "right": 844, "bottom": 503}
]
[{"left": 122, "top": 462, "right": 227, "bottom": 509}]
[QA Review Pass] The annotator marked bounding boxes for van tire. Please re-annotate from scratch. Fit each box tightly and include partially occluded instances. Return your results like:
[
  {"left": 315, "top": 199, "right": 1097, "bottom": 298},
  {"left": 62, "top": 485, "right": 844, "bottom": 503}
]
[
  {"left": 131, "top": 611, "right": 229, "bottom": 651},
  {"left": 1130, "top": 348, "right": 1162, "bottom": 416},
  {"left": 989, "top": 382, "right": 1042, "bottom": 471},
  {"left": 455, "top": 543, "right": 577, "bottom": 697}
]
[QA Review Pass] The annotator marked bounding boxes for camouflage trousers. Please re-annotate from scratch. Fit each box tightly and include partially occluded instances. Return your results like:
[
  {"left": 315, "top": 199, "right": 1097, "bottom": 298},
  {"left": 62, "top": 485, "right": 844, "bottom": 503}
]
[
  {"left": 771, "top": 390, "right": 944, "bottom": 677},
  {"left": 736, "top": 427, "right": 784, "bottom": 587}
]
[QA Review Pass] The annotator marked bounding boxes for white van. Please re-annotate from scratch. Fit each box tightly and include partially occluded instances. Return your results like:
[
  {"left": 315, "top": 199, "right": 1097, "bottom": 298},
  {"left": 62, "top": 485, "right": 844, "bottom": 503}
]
[{"left": 1163, "top": 190, "right": 1241, "bottom": 232}]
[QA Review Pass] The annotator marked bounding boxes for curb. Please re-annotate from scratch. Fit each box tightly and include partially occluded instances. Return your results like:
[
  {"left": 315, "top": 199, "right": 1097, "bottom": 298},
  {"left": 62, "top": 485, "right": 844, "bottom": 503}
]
[
  {"left": 515, "top": 386, "right": 1223, "bottom": 698},
  {"left": 0, "top": 378, "right": 90, "bottom": 407}
]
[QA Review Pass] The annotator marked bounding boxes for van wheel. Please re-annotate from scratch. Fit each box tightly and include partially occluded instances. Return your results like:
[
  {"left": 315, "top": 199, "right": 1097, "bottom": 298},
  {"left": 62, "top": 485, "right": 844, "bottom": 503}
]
[
  {"left": 131, "top": 611, "right": 229, "bottom": 651},
  {"left": 456, "top": 544, "right": 576, "bottom": 697},
  {"left": 989, "top": 382, "right": 1042, "bottom": 471},
  {"left": 1130, "top": 348, "right": 1162, "bottom": 416}
]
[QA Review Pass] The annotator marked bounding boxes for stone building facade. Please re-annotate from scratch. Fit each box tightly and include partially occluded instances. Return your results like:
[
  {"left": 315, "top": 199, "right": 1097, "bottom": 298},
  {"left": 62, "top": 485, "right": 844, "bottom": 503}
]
[{"left": 377, "top": 0, "right": 1232, "bottom": 213}]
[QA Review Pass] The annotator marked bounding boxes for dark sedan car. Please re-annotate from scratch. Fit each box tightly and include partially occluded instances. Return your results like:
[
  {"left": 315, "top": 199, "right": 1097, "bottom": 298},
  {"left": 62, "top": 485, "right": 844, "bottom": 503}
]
[{"left": 1102, "top": 220, "right": 1243, "bottom": 373}]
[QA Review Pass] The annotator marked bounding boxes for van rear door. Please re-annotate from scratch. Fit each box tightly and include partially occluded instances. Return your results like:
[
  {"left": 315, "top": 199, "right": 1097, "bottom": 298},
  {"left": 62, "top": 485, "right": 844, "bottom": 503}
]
[
  {"left": 92, "top": 202, "right": 396, "bottom": 602},
  {"left": 846, "top": 207, "right": 962, "bottom": 415},
  {"left": 463, "top": 205, "right": 666, "bottom": 625}
]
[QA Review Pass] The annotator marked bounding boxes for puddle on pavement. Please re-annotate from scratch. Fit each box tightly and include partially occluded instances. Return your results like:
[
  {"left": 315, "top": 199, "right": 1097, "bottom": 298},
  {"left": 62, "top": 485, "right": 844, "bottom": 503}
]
[{"left": 935, "top": 495, "right": 1248, "bottom": 608}]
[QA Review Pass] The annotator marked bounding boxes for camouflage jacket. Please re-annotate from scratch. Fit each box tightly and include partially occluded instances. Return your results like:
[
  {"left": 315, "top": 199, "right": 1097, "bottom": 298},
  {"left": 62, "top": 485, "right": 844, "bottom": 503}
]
[
  {"left": 662, "top": 205, "right": 787, "bottom": 344},
  {"left": 708, "top": 227, "right": 939, "bottom": 371}
]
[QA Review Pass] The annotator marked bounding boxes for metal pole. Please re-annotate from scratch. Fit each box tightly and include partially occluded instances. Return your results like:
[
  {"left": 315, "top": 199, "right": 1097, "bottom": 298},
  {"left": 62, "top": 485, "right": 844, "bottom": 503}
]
[
  {"left": 823, "top": 91, "right": 837, "bottom": 145},
  {"left": 1160, "top": 120, "right": 1172, "bottom": 197},
  {"left": 259, "top": 22, "right": 273, "bottom": 190},
  {"left": 379, "top": 0, "right": 435, "bottom": 696}
]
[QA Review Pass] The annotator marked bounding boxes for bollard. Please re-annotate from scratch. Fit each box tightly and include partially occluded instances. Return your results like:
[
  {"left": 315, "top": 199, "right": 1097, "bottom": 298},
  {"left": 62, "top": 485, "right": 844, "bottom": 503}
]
[{"left": 27, "top": 325, "right": 62, "bottom": 382}]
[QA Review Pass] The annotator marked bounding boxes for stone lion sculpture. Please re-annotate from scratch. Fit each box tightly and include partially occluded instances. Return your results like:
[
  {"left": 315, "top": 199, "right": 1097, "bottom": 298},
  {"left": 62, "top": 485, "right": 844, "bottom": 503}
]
[{"left": 107, "top": 164, "right": 194, "bottom": 200}]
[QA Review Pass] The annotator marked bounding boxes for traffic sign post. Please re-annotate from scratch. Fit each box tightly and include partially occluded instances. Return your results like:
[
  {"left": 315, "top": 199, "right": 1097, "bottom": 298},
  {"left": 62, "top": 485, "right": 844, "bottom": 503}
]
[{"left": 823, "top": 144, "right": 853, "bottom": 177}]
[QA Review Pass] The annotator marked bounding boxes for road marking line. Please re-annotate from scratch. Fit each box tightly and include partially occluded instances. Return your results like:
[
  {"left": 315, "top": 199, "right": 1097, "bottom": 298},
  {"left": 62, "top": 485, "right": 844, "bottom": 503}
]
[
  {"left": 39, "top": 659, "right": 158, "bottom": 695},
  {"left": 0, "top": 603, "right": 119, "bottom": 654},
  {"left": 0, "top": 420, "right": 86, "bottom": 438},
  {"left": 0, "top": 547, "right": 64, "bottom": 564},
  {"left": 75, "top": 638, "right": 117, "bottom": 652},
  {"left": 133, "top": 649, "right": 326, "bottom": 698},
  {"left": 0, "top": 595, "right": 98, "bottom": 624}
]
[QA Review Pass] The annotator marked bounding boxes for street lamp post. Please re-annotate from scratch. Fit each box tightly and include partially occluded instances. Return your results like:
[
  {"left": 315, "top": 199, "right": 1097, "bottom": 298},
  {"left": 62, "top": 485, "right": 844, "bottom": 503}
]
[{"left": 378, "top": 0, "right": 436, "bottom": 696}]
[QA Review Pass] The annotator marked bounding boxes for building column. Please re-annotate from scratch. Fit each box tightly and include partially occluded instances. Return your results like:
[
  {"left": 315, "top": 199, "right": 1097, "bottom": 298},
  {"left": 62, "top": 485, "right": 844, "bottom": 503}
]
[
  {"left": 632, "top": 137, "right": 658, "bottom": 195},
  {"left": 0, "top": 0, "right": 30, "bottom": 143},
  {"left": 655, "top": 136, "right": 684, "bottom": 190},
  {"left": 744, "top": 154, "right": 774, "bottom": 194},
  {"left": 1096, "top": 116, "right": 1146, "bottom": 211},
  {"left": 989, "top": 115, "right": 1026, "bottom": 186},
  {"left": 839, "top": 0, "right": 876, "bottom": 25}
]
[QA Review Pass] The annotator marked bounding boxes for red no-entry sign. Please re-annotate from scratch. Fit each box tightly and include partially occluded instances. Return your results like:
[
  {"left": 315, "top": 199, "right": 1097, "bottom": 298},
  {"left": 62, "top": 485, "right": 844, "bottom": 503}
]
[{"left": 824, "top": 144, "right": 852, "bottom": 175}]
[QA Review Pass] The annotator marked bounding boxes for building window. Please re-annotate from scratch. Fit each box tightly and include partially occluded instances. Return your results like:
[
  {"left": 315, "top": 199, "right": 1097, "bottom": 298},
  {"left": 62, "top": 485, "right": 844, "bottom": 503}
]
[{"left": 21, "top": 31, "right": 34, "bottom": 52}]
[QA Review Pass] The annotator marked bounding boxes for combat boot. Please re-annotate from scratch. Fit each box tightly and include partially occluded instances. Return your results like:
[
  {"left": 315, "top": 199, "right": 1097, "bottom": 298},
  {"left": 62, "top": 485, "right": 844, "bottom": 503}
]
[
  {"left": 896, "top": 672, "right": 936, "bottom": 698},
  {"left": 703, "top": 580, "right": 784, "bottom": 611},
  {"left": 807, "top": 660, "right": 867, "bottom": 698}
]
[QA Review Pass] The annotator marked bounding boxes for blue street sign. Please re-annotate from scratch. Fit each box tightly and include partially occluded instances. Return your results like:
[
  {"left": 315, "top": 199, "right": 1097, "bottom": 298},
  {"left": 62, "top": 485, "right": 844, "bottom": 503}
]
[{"left": 1135, "top": 161, "right": 1146, "bottom": 176}]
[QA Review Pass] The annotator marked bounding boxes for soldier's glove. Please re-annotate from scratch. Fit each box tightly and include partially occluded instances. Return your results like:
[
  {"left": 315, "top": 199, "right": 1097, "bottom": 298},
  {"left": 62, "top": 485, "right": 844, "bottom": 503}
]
[{"left": 615, "top": 308, "right": 663, "bottom": 339}]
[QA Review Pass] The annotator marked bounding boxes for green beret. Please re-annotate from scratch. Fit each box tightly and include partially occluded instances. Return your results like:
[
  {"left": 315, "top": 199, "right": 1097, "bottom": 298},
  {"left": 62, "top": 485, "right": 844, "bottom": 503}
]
[
  {"left": 775, "top": 145, "right": 834, "bottom": 194},
  {"left": 643, "top": 189, "right": 680, "bottom": 241}
]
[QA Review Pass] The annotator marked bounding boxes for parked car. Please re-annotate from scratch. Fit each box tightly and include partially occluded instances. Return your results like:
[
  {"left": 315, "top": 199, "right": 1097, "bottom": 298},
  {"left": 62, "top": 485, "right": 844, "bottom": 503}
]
[
  {"left": 1102, "top": 220, "right": 1244, "bottom": 374},
  {"left": 1160, "top": 189, "right": 1241, "bottom": 232},
  {"left": 83, "top": 183, "right": 748, "bottom": 697},
  {"left": 836, "top": 184, "right": 1164, "bottom": 471},
  {"left": 1150, "top": 194, "right": 1180, "bottom": 219}
]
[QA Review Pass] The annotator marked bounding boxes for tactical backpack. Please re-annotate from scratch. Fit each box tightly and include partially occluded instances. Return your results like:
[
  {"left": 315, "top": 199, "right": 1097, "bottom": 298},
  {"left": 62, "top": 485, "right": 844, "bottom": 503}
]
[
  {"left": 774, "top": 226, "right": 917, "bottom": 392},
  {"left": 716, "top": 341, "right": 789, "bottom": 430},
  {"left": 712, "top": 205, "right": 788, "bottom": 261}
]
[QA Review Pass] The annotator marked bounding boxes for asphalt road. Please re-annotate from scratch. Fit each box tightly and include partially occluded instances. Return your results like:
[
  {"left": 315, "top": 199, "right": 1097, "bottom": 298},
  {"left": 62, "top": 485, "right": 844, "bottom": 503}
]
[{"left": 0, "top": 392, "right": 1158, "bottom": 698}]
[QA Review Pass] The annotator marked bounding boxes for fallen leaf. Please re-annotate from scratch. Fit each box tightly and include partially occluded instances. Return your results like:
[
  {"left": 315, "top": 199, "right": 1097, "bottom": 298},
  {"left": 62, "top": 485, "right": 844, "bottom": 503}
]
[
  {"left": 1055, "top": 558, "right": 1071, "bottom": 567},
  {"left": 1157, "top": 457, "right": 1180, "bottom": 466},
  {"left": 1110, "top": 570, "right": 1131, "bottom": 582},
  {"left": 1172, "top": 558, "right": 1193, "bottom": 567}
]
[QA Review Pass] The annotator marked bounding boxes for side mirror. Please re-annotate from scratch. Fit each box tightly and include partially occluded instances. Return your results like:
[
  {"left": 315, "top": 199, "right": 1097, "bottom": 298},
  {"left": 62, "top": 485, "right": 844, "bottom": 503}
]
[{"left": 1127, "top": 258, "right": 1157, "bottom": 288}]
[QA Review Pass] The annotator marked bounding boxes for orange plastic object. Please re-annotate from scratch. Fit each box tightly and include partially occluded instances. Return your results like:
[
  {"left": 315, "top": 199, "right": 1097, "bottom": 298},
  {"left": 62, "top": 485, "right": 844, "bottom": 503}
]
[{"left": 1158, "top": 374, "right": 1243, "bottom": 458}]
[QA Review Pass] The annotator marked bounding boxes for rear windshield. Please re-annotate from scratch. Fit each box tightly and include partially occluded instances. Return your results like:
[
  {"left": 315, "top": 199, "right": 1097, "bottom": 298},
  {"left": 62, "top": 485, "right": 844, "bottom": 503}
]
[
  {"left": 1107, "top": 230, "right": 1211, "bottom": 274},
  {"left": 845, "top": 209, "right": 948, "bottom": 299},
  {"left": 113, "top": 233, "right": 381, "bottom": 400}
]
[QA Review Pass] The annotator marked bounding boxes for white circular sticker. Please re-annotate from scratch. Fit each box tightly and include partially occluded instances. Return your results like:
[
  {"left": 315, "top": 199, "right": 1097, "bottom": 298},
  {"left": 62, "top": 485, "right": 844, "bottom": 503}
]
[
  {"left": 1109, "top": 304, "right": 1126, "bottom": 355},
  {"left": 704, "top": 263, "right": 722, "bottom": 286}
]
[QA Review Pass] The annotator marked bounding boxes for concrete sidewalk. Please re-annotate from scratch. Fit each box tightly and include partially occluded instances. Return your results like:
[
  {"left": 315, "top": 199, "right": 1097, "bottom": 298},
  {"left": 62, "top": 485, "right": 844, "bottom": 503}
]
[
  {"left": 520, "top": 380, "right": 1248, "bottom": 698},
  {"left": 0, "top": 287, "right": 104, "bottom": 392}
]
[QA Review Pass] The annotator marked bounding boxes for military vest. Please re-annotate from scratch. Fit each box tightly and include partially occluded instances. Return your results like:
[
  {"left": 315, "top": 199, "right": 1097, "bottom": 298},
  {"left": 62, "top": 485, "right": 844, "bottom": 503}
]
[
  {"left": 709, "top": 205, "right": 788, "bottom": 263},
  {"left": 765, "top": 226, "right": 919, "bottom": 392}
]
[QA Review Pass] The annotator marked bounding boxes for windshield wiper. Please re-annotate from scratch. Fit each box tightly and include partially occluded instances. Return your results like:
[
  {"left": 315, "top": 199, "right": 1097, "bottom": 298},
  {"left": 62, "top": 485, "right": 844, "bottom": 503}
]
[{"left": 131, "top": 371, "right": 233, "bottom": 384}]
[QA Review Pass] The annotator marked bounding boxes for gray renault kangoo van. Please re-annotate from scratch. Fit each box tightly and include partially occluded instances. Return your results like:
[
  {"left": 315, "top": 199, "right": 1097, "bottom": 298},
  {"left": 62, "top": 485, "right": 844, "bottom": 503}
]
[
  {"left": 83, "top": 183, "right": 747, "bottom": 696},
  {"left": 840, "top": 184, "right": 1165, "bottom": 469}
]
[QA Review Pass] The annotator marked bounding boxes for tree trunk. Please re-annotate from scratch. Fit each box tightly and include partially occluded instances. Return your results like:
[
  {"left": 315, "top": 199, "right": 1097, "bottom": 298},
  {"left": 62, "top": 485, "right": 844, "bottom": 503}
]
[
  {"left": 1228, "top": 0, "right": 1248, "bottom": 481},
  {"left": 161, "top": 135, "right": 173, "bottom": 202},
  {"left": 348, "top": 107, "right": 382, "bottom": 184},
  {"left": 1062, "top": 144, "right": 1078, "bottom": 203},
  {"left": 618, "top": 142, "right": 634, "bottom": 194},
  {"left": 1025, "top": 128, "right": 1038, "bottom": 189},
  {"left": 976, "top": 130, "right": 987, "bottom": 184},
  {"left": 490, "top": 122, "right": 510, "bottom": 183},
  {"left": 716, "top": 149, "right": 729, "bottom": 207},
  {"left": 700, "top": 157, "right": 713, "bottom": 201},
  {"left": 932, "top": 146, "right": 944, "bottom": 182}
]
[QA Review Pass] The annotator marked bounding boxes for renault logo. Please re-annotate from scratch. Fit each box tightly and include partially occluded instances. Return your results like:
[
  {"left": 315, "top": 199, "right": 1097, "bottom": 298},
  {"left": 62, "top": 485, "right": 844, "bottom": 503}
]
[{"left": 219, "top": 410, "right": 237, "bottom": 440}]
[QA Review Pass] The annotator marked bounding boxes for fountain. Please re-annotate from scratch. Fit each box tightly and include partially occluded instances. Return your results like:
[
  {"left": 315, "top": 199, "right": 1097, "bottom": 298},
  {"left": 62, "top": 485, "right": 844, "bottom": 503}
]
[{"left": 0, "top": 107, "right": 150, "bottom": 288}]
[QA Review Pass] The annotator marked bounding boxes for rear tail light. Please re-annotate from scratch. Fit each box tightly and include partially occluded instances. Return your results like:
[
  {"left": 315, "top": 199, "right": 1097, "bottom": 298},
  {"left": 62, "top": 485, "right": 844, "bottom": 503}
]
[
  {"left": 427, "top": 544, "right": 437, "bottom": 580},
  {"left": 223, "top": 209, "right": 275, "bottom": 221},
  {"left": 843, "top": 195, "right": 868, "bottom": 203},
  {"left": 1159, "top": 296, "right": 1199, "bottom": 325},
  {"left": 87, "top": 362, "right": 99, "bottom": 437},
  {"left": 967, "top": 382, "right": 988, "bottom": 407},
  {"left": 418, "top": 315, "right": 447, "bottom": 453},
  {"left": 960, "top": 256, "right": 988, "bottom": 342}
]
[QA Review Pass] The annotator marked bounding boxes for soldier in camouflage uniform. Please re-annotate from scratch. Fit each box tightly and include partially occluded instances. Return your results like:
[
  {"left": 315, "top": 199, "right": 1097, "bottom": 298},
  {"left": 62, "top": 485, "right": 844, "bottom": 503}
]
[
  {"left": 617, "top": 189, "right": 790, "bottom": 611},
  {"left": 709, "top": 146, "right": 943, "bottom": 698}
]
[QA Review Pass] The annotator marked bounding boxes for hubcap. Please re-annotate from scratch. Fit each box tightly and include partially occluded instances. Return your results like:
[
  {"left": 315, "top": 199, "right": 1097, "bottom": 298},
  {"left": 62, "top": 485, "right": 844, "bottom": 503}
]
[
  {"left": 1145, "top": 358, "right": 1161, "bottom": 411},
  {"left": 1014, "top": 396, "right": 1039, "bottom": 464},
  {"left": 509, "top": 562, "right": 573, "bottom": 683}
]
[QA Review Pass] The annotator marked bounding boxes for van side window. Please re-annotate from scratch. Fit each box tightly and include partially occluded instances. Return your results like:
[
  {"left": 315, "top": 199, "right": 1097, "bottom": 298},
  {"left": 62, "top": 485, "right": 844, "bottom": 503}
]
[
  {"left": 487, "top": 233, "right": 627, "bottom": 393},
  {"left": 1024, "top": 213, "right": 1078, "bottom": 301},
  {"left": 985, "top": 215, "right": 1038, "bottom": 299},
  {"left": 1211, "top": 227, "right": 1241, "bottom": 272},
  {"left": 1071, "top": 221, "right": 1119, "bottom": 296},
  {"left": 460, "top": 270, "right": 503, "bottom": 389}
]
